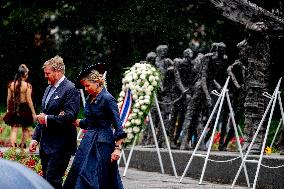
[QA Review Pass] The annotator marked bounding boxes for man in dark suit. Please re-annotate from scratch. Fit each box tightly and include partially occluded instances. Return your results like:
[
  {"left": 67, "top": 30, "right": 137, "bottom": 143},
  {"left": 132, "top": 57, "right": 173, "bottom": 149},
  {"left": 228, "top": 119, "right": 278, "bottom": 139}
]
[{"left": 29, "top": 55, "right": 80, "bottom": 189}]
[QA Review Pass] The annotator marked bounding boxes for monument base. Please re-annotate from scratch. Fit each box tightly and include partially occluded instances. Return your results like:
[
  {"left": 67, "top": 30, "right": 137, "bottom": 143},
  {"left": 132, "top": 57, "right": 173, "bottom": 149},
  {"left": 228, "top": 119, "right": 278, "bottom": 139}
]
[{"left": 120, "top": 146, "right": 284, "bottom": 189}]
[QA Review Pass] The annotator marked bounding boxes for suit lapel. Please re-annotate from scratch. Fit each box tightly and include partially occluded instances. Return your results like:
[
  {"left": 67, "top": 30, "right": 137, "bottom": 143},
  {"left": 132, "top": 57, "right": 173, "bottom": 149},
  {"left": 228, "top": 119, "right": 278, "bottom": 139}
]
[{"left": 45, "top": 78, "right": 68, "bottom": 109}]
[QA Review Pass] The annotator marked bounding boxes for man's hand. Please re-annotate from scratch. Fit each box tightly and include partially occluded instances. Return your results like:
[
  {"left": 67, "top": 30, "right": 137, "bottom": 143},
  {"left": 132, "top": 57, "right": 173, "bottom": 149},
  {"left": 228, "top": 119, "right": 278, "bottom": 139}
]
[
  {"left": 37, "top": 113, "right": 46, "bottom": 124},
  {"left": 59, "top": 111, "right": 65, "bottom": 116},
  {"left": 207, "top": 97, "right": 212, "bottom": 108},
  {"left": 29, "top": 140, "right": 38, "bottom": 153}
]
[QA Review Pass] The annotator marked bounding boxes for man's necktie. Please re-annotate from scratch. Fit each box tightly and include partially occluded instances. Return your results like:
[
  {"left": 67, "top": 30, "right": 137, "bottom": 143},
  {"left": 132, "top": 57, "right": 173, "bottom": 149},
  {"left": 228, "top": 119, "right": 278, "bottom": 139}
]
[{"left": 45, "top": 86, "right": 56, "bottom": 108}]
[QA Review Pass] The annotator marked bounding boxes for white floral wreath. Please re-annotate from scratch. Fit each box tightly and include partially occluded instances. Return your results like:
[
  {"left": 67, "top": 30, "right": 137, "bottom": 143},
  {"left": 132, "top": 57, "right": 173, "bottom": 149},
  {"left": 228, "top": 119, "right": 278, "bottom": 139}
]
[{"left": 117, "top": 62, "right": 161, "bottom": 146}]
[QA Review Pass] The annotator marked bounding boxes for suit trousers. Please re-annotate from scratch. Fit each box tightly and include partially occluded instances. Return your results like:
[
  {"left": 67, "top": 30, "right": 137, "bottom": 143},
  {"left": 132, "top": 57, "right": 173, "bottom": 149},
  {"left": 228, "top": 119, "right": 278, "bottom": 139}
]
[{"left": 40, "top": 150, "right": 71, "bottom": 189}]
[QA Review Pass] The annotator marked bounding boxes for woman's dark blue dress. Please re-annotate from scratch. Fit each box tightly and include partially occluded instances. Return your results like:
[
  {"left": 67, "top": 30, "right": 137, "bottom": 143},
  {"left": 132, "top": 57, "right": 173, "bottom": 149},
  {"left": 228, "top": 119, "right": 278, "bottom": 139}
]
[{"left": 63, "top": 87, "right": 126, "bottom": 189}]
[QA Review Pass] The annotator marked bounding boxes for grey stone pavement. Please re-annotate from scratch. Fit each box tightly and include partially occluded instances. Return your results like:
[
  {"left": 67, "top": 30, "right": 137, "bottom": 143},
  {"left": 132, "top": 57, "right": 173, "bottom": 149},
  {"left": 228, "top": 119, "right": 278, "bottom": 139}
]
[
  {"left": 0, "top": 147, "right": 252, "bottom": 188},
  {"left": 119, "top": 167, "right": 247, "bottom": 189}
]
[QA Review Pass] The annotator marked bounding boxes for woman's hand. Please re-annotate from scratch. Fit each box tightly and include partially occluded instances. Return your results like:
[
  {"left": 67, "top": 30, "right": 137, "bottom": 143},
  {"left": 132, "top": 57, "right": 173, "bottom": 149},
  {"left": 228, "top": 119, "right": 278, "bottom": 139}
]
[
  {"left": 111, "top": 149, "right": 121, "bottom": 162},
  {"left": 32, "top": 113, "right": 37, "bottom": 123},
  {"left": 73, "top": 119, "right": 80, "bottom": 127}
]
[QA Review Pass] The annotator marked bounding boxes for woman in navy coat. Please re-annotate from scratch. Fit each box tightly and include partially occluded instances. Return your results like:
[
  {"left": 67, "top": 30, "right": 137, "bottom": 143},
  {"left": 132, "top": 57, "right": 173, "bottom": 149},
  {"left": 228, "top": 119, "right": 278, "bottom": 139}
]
[{"left": 63, "top": 66, "right": 126, "bottom": 189}]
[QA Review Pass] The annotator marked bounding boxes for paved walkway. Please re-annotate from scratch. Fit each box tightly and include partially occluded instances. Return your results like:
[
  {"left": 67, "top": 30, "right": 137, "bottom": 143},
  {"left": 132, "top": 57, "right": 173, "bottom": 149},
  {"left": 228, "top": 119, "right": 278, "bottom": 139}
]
[
  {"left": 119, "top": 167, "right": 247, "bottom": 189},
  {"left": 0, "top": 147, "right": 252, "bottom": 188}
]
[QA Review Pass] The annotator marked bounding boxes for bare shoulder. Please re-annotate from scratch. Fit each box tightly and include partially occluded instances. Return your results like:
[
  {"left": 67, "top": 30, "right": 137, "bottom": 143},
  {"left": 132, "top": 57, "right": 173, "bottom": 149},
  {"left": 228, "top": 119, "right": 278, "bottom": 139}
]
[
  {"left": 21, "top": 81, "right": 31, "bottom": 91},
  {"left": 8, "top": 81, "right": 15, "bottom": 90}
]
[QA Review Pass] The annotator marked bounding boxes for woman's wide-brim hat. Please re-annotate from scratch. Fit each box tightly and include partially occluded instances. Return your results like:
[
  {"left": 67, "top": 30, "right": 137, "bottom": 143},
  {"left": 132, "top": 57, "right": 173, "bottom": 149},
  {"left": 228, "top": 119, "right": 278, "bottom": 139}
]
[{"left": 77, "top": 62, "right": 106, "bottom": 88}]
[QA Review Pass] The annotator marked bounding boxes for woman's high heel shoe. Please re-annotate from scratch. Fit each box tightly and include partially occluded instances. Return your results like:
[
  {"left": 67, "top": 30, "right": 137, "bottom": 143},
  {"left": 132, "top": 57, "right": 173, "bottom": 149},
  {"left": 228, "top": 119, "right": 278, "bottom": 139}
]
[
  {"left": 9, "top": 143, "right": 18, "bottom": 148},
  {"left": 19, "top": 143, "right": 27, "bottom": 149}
]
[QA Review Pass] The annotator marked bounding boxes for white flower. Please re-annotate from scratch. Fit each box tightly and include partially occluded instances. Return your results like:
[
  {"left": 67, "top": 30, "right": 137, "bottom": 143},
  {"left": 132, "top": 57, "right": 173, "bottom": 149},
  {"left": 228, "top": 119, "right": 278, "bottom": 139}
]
[
  {"left": 131, "top": 119, "right": 136, "bottom": 124},
  {"left": 140, "top": 74, "right": 146, "bottom": 80},
  {"left": 125, "top": 121, "right": 131, "bottom": 127},
  {"left": 127, "top": 133, "right": 134, "bottom": 139},
  {"left": 134, "top": 102, "right": 141, "bottom": 108},
  {"left": 144, "top": 95, "right": 150, "bottom": 99},
  {"left": 144, "top": 81, "right": 149, "bottom": 87},
  {"left": 145, "top": 88, "right": 151, "bottom": 94},
  {"left": 119, "top": 91, "right": 125, "bottom": 98},
  {"left": 135, "top": 119, "right": 142, "bottom": 125},
  {"left": 144, "top": 98, "right": 150, "bottom": 104},
  {"left": 132, "top": 113, "right": 137, "bottom": 118},
  {"left": 151, "top": 67, "right": 156, "bottom": 72},
  {"left": 132, "top": 73, "right": 138, "bottom": 80},
  {"left": 132, "top": 94, "right": 138, "bottom": 100},
  {"left": 136, "top": 79, "right": 141, "bottom": 85},
  {"left": 152, "top": 80, "right": 158, "bottom": 87},
  {"left": 117, "top": 102, "right": 123, "bottom": 109},
  {"left": 133, "top": 127, "right": 140, "bottom": 133},
  {"left": 137, "top": 99, "right": 144, "bottom": 105},
  {"left": 129, "top": 76, "right": 134, "bottom": 83},
  {"left": 154, "top": 76, "right": 160, "bottom": 81},
  {"left": 122, "top": 85, "right": 127, "bottom": 91},
  {"left": 132, "top": 108, "right": 139, "bottom": 113},
  {"left": 141, "top": 105, "right": 147, "bottom": 111},
  {"left": 149, "top": 75, "right": 155, "bottom": 82},
  {"left": 127, "top": 127, "right": 133, "bottom": 133}
]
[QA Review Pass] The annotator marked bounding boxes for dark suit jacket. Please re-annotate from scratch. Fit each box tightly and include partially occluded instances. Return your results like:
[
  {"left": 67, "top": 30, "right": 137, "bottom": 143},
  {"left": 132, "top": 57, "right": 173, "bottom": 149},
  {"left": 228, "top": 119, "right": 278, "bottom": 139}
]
[{"left": 32, "top": 78, "right": 80, "bottom": 155}]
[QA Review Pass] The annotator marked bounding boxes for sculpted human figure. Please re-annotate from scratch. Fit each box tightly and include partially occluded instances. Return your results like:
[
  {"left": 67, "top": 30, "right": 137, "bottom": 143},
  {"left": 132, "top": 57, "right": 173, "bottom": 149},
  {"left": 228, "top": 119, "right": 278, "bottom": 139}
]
[
  {"left": 240, "top": 22, "right": 270, "bottom": 153},
  {"left": 141, "top": 46, "right": 175, "bottom": 146},
  {"left": 180, "top": 42, "right": 228, "bottom": 150},
  {"left": 146, "top": 51, "right": 157, "bottom": 66},
  {"left": 218, "top": 41, "right": 246, "bottom": 151},
  {"left": 153, "top": 45, "right": 178, "bottom": 147},
  {"left": 169, "top": 48, "right": 196, "bottom": 148},
  {"left": 202, "top": 42, "right": 230, "bottom": 147}
]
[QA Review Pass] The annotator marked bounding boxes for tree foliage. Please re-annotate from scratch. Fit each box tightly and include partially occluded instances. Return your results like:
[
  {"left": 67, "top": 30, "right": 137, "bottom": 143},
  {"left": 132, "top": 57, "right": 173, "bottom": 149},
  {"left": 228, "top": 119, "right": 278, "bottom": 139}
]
[{"left": 1, "top": 0, "right": 283, "bottom": 106}]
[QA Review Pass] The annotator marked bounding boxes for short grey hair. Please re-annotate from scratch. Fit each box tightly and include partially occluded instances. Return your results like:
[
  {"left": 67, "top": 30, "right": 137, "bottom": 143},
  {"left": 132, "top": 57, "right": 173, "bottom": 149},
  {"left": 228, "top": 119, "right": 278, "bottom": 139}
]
[{"left": 43, "top": 55, "right": 65, "bottom": 74}]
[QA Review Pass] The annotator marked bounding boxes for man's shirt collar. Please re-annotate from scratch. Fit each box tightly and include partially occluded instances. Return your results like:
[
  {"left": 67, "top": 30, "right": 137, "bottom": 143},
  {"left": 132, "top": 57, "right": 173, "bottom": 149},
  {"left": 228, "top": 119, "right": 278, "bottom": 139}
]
[{"left": 53, "top": 75, "right": 65, "bottom": 89}]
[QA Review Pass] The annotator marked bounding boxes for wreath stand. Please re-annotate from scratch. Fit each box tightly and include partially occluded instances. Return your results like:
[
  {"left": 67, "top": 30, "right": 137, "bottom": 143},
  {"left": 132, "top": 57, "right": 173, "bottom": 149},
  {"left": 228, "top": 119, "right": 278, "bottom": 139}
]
[
  {"left": 121, "top": 92, "right": 178, "bottom": 178},
  {"left": 179, "top": 76, "right": 250, "bottom": 187},
  {"left": 231, "top": 77, "right": 283, "bottom": 189}
]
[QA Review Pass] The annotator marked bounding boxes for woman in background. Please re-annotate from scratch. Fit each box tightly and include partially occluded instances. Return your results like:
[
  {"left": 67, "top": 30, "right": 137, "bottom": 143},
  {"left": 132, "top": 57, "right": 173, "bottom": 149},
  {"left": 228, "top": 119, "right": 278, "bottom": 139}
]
[{"left": 5, "top": 64, "right": 36, "bottom": 148}]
